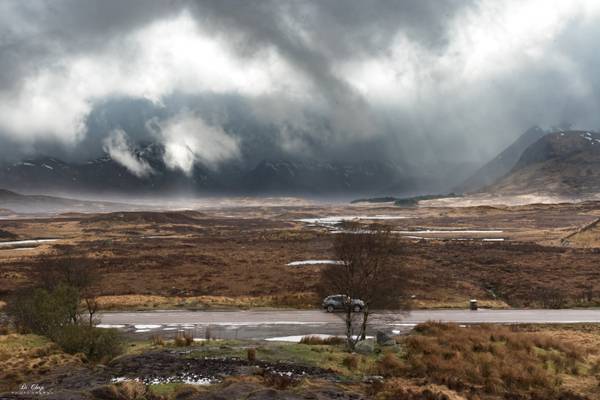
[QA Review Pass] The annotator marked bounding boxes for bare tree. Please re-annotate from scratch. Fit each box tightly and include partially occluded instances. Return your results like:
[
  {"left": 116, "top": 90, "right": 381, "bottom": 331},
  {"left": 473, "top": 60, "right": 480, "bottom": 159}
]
[
  {"left": 83, "top": 293, "right": 100, "bottom": 327},
  {"left": 37, "top": 247, "right": 97, "bottom": 292},
  {"left": 319, "top": 223, "right": 409, "bottom": 350}
]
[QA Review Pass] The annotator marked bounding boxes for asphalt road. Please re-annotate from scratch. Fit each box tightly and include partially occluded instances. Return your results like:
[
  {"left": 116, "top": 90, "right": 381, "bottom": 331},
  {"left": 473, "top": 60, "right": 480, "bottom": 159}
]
[{"left": 98, "top": 309, "right": 600, "bottom": 340}]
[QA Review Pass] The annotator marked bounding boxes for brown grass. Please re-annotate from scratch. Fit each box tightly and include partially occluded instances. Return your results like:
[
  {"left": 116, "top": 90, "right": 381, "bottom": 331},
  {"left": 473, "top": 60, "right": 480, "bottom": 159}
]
[
  {"left": 174, "top": 332, "right": 194, "bottom": 347},
  {"left": 150, "top": 334, "right": 164, "bottom": 346},
  {"left": 3, "top": 202, "right": 600, "bottom": 310},
  {"left": 0, "top": 334, "right": 82, "bottom": 392},
  {"left": 94, "top": 293, "right": 318, "bottom": 310},
  {"left": 247, "top": 348, "right": 256, "bottom": 362},
  {"left": 373, "top": 353, "right": 404, "bottom": 378},
  {"left": 342, "top": 354, "right": 359, "bottom": 370},
  {"left": 373, "top": 378, "right": 466, "bottom": 400},
  {"left": 299, "top": 335, "right": 346, "bottom": 346},
  {"left": 400, "top": 322, "right": 589, "bottom": 398}
]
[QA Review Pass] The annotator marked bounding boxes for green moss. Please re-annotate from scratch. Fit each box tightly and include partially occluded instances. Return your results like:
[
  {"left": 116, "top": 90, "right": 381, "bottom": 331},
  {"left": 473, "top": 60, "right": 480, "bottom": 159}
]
[
  {"left": 148, "top": 382, "right": 188, "bottom": 397},
  {"left": 0, "top": 334, "right": 51, "bottom": 352},
  {"left": 188, "top": 341, "right": 388, "bottom": 378}
]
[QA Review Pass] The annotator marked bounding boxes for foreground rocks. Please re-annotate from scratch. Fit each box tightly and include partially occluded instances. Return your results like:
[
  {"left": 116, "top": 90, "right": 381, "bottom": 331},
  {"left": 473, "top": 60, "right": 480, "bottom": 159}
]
[
  {"left": 376, "top": 331, "right": 396, "bottom": 347},
  {"left": 0, "top": 349, "right": 345, "bottom": 400},
  {"left": 172, "top": 382, "right": 366, "bottom": 400},
  {"left": 354, "top": 339, "right": 375, "bottom": 354},
  {"left": 4, "top": 380, "right": 366, "bottom": 400}
]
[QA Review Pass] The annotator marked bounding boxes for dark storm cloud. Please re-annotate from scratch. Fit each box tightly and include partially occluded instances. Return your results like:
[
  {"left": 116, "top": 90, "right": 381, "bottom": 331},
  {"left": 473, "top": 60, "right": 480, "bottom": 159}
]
[
  {"left": 185, "top": 0, "right": 475, "bottom": 141},
  {"left": 0, "top": 0, "right": 600, "bottom": 180},
  {"left": 0, "top": 1, "right": 177, "bottom": 91}
]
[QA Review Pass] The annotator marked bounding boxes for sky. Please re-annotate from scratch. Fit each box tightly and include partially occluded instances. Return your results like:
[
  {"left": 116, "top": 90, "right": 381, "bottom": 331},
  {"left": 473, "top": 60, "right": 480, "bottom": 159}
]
[{"left": 1, "top": 0, "right": 600, "bottom": 176}]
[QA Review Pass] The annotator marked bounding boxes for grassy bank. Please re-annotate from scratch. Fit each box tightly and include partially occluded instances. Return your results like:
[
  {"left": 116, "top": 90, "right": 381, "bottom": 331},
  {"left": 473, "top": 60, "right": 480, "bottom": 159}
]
[{"left": 2, "top": 323, "right": 600, "bottom": 399}]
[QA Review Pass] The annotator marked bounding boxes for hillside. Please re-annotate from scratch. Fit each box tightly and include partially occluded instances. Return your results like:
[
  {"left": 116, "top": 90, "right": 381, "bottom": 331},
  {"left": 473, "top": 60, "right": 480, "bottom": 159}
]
[
  {"left": 0, "top": 188, "right": 137, "bottom": 214},
  {"left": 0, "top": 145, "right": 421, "bottom": 196},
  {"left": 483, "top": 131, "right": 600, "bottom": 197},
  {"left": 81, "top": 210, "right": 205, "bottom": 225},
  {"left": 458, "top": 126, "right": 547, "bottom": 193},
  {"left": 561, "top": 217, "right": 600, "bottom": 248}
]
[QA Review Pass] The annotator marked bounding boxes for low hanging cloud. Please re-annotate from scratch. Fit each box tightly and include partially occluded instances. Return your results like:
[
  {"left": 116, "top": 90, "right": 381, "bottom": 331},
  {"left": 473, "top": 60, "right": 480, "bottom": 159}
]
[
  {"left": 102, "top": 129, "right": 154, "bottom": 177},
  {"left": 152, "top": 113, "right": 240, "bottom": 175}
]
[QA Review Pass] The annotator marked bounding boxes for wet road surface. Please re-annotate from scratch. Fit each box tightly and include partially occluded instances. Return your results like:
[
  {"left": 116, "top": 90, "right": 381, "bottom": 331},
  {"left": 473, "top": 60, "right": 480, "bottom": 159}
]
[{"left": 98, "top": 309, "right": 600, "bottom": 340}]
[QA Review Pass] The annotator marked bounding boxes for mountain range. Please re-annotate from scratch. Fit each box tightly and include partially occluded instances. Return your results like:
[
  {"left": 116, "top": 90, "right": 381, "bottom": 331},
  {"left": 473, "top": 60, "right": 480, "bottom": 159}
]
[
  {"left": 3, "top": 127, "right": 600, "bottom": 199},
  {"left": 485, "top": 130, "right": 600, "bottom": 196},
  {"left": 0, "top": 142, "right": 470, "bottom": 197},
  {"left": 458, "top": 126, "right": 547, "bottom": 193},
  {"left": 0, "top": 189, "right": 135, "bottom": 214}
]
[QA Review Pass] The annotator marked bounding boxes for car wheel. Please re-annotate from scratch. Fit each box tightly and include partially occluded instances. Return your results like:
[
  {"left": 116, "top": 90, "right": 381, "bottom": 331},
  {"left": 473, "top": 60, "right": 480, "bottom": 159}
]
[
  {"left": 326, "top": 305, "right": 335, "bottom": 313},
  {"left": 353, "top": 305, "right": 362, "bottom": 313}
]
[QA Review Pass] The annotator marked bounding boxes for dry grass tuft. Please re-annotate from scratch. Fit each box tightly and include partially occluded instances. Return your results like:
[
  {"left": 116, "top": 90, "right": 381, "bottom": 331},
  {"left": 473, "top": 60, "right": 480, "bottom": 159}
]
[
  {"left": 342, "top": 354, "right": 359, "bottom": 370},
  {"left": 174, "top": 331, "right": 194, "bottom": 347},
  {"left": 262, "top": 372, "right": 297, "bottom": 390},
  {"left": 373, "top": 353, "right": 404, "bottom": 378},
  {"left": 150, "top": 334, "right": 164, "bottom": 346},
  {"left": 247, "top": 348, "right": 256, "bottom": 362},
  {"left": 0, "top": 334, "right": 82, "bottom": 392},
  {"left": 401, "top": 322, "right": 586, "bottom": 398}
]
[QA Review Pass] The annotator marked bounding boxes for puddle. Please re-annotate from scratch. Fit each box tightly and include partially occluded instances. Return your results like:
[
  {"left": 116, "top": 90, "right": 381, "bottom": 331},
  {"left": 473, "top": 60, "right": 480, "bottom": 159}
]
[
  {"left": 265, "top": 334, "right": 373, "bottom": 343},
  {"left": 394, "top": 229, "right": 504, "bottom": 234},
  {"left": 287, "top": 260, "right": 344, "bottom": 266},
  {"left": 402, "top": 236, "right": 505, "bottom": 241},
  {"left": 134, "top": 324, "right": 162, "bottom": 330},
  {"left": 111, "top": 375, "right": 213, "bottom": 385},
  {"left": 264, "top": 334, "right": 336, "bottom": 342},
  {"left": 0, "top": 239, "right": 58, "bottom": 248},
  {"left": 297, "top": 215, "right": 408, "bottom": 226}
]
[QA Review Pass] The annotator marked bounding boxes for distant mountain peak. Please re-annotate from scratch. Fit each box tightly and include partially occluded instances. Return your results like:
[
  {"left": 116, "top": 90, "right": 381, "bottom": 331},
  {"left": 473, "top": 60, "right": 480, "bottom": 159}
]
[
  {"left": 457, "top": 126, "right": 548, "bottom": 193},
  {"left": 482, "top": 130, "right": 600, "bottom": 197}
]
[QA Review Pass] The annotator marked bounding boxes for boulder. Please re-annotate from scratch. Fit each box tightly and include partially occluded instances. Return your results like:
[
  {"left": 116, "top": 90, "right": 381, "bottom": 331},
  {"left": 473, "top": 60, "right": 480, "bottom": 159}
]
[
  {"left": 354, "top": 339, "right": 375, "bottom": 354},
  {"left": 376, "top": 331, "right": 396, "bottom": 347}
]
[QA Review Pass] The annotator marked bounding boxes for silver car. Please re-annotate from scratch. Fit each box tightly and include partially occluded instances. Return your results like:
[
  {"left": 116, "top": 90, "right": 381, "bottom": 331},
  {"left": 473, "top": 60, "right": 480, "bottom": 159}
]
[{"left": 322, "top": 295, "right": 365, "bottom": 313}]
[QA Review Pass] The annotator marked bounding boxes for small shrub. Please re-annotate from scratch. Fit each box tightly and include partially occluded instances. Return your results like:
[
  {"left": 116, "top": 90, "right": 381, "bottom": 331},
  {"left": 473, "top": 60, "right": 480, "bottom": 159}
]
[
  {"left": 54, "top": 325, "right": 123, "bottom": 362},
  {"left": 247, "top": 348, "right": 256, "bottom": 362},
  {"left": 263, "top": 372, "right": 297, "bottom": 390},
  {"left": 91, "top": 381, "right": 146, "bottom": 400},
  {"left": 174, "top": 332, "right": 194, "bottom": 347},
  {"left": 7, "top": 285, "right": 79, "bottom": 336},
  {"left": 174, "top": 335, "right": 187, "bottom": 347},
  {"left": 150, "top": 334, "right": 164, "bottom": 346},
  {"left": 402, "top": 322, "right": 584, "bottom": 398},
  {"left": 373, "top": 353, "right": 404, "bottom": 377},
  {"left": 342, "top": 354, "right": 359, "bottom": 370},
  {"left": 183, "top": 332, "right": 194, "bottom": 346},
  {"left": 372, "top": 384, "right": 451, "bottom": 400},
  {"left": 172, "top": 385, "right": 203, "bottom": 399},
  {"left": 117, "top": 381, "right": 146, "bottom": 399}
]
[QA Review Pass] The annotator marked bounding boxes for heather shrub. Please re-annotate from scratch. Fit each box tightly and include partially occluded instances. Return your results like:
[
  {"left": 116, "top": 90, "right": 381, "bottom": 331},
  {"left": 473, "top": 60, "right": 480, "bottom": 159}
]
[
  {"left": 373, "top": 353, "right": 404, "bottom": 377},
  {"left": 174, "top": 332, "right": 194, "bottom": 347},
  {"left": 342, "top": 354, "right": 359, "bottom": 370},
  {"left": 54, "top": 325, "right": 122, "bottom": 362},
  {"left": 402, "top": 322, "right": 584, "bottom": 398},
  {"left": 150, "top": 334, "right": 164, "bottom": 346},
  {"left": 247, "top": 348, "right": 256, "bottom": 362}
]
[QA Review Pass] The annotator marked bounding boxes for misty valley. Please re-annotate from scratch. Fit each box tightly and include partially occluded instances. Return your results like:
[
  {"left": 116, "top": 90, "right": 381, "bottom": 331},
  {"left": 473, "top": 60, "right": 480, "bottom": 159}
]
[{"left": 3, "top": 1, "right": 600, "bottom": 400}]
